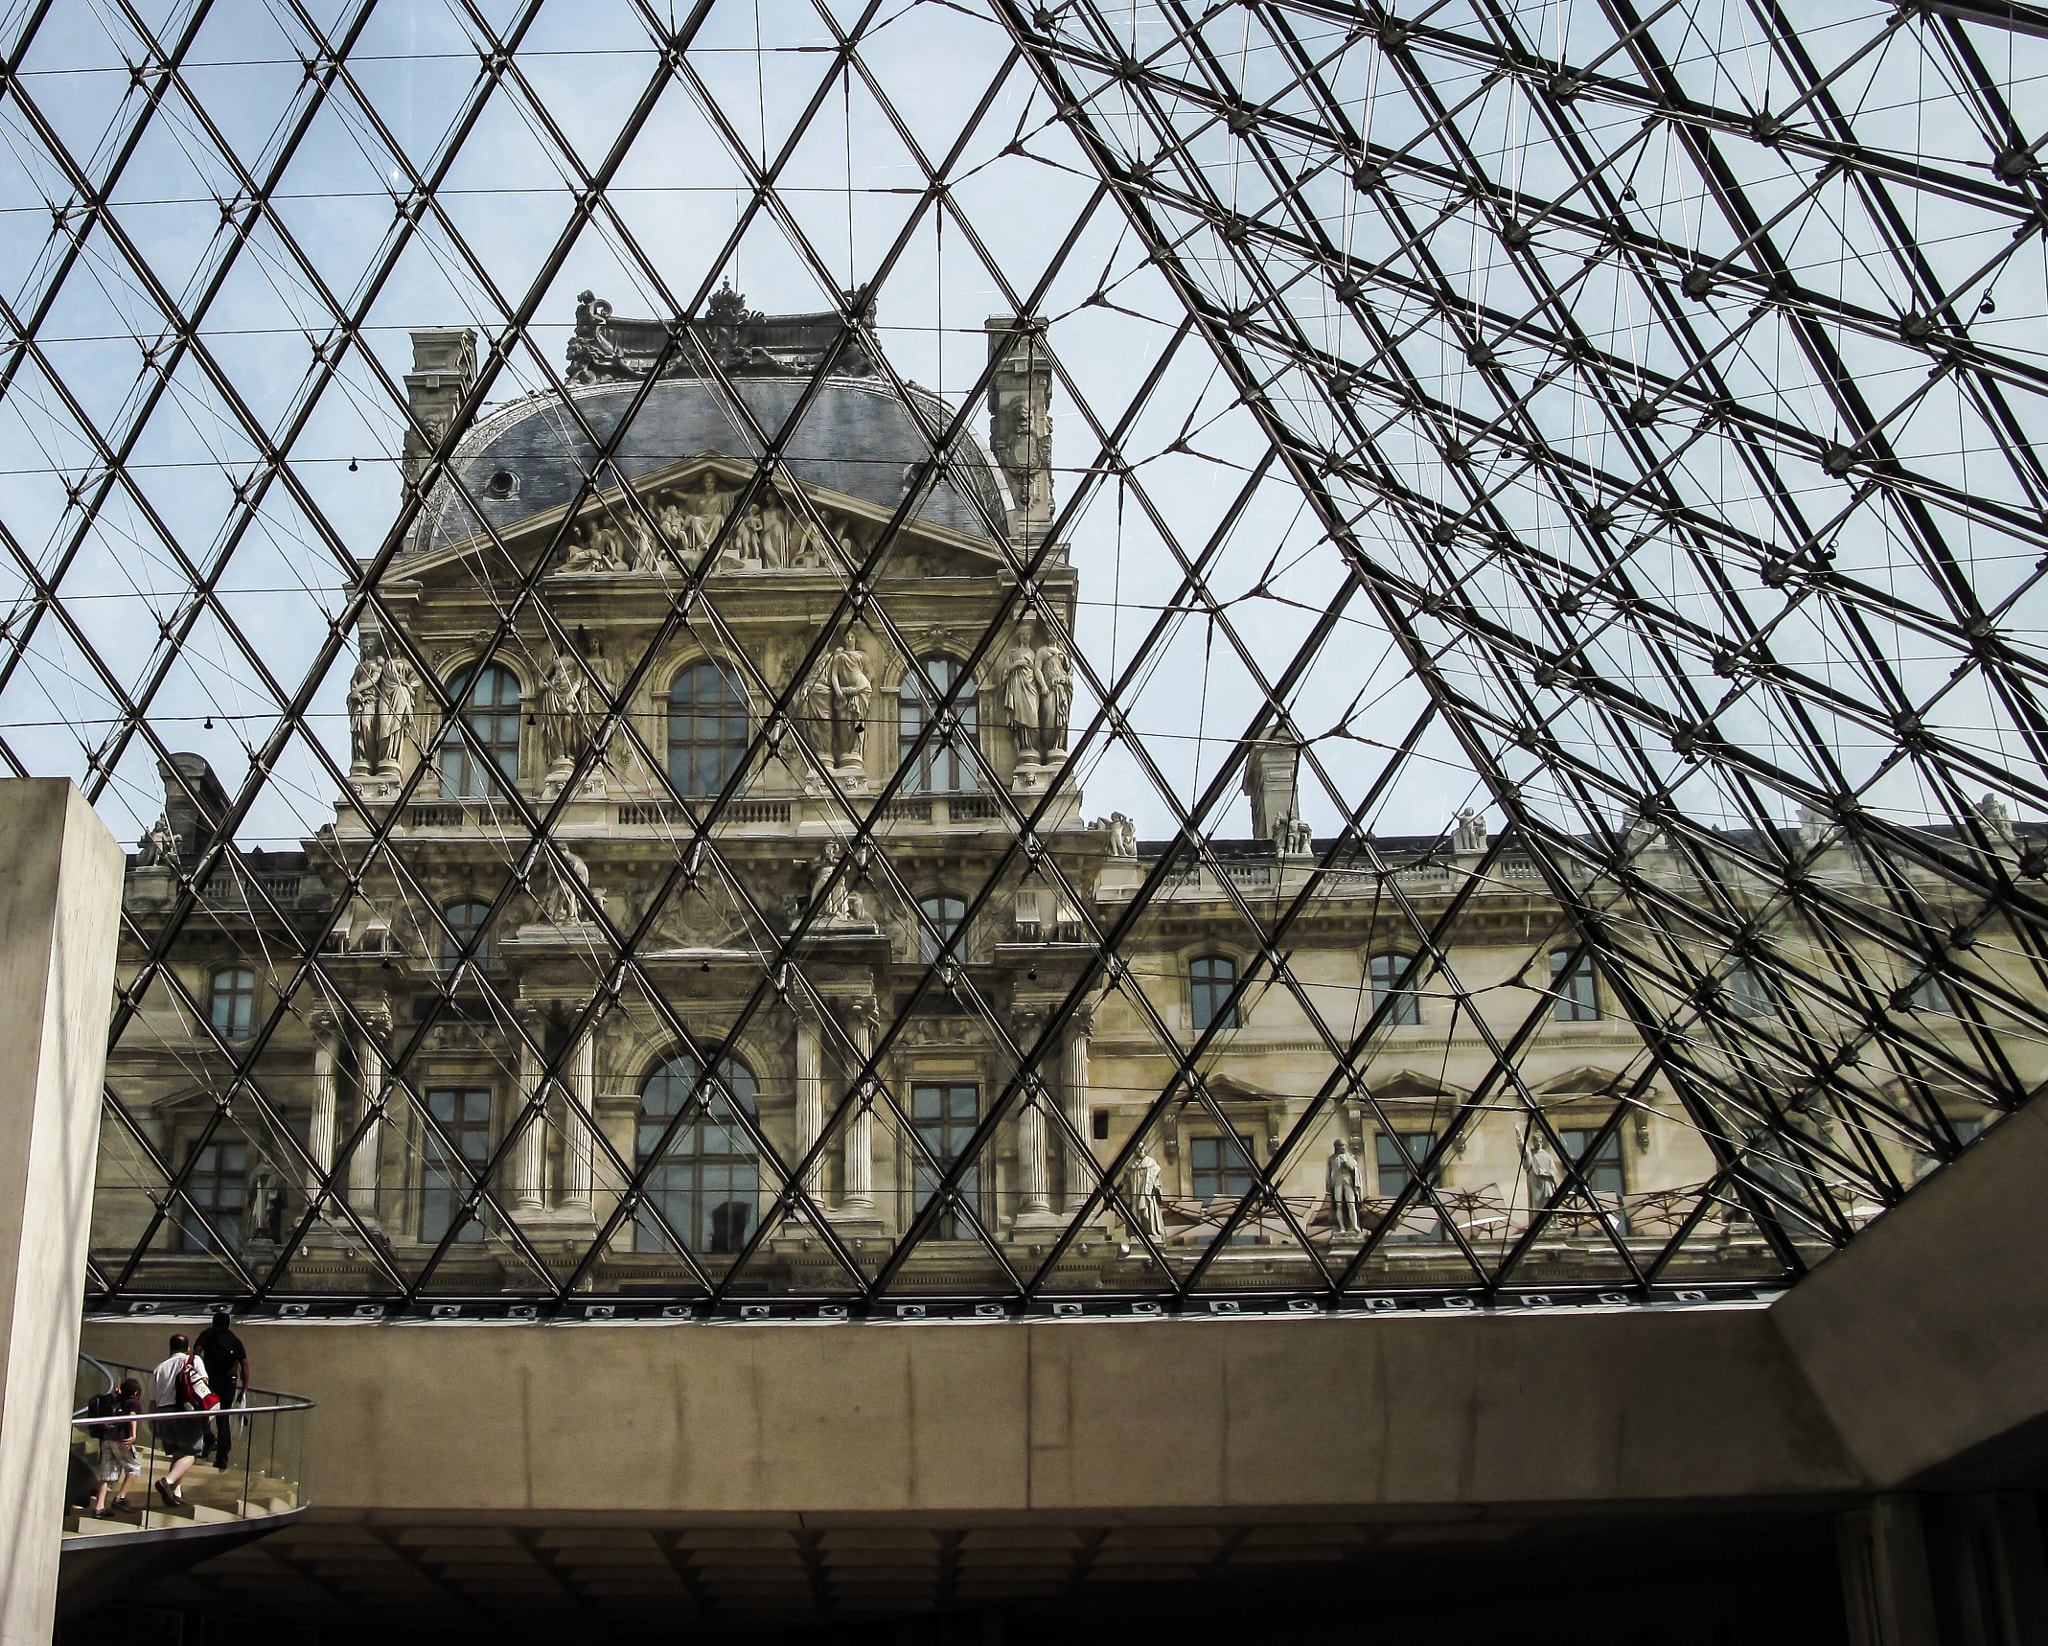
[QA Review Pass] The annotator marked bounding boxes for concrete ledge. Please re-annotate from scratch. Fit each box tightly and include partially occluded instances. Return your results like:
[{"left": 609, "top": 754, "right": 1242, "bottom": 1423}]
[{"left": 83, "top": 1303, "right": 1862, "bottom": 1519}]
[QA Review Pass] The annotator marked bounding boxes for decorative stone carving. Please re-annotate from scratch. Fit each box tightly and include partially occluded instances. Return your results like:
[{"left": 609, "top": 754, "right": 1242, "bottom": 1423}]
[
  {"left": 1036, "top": 637, "right": 1072, "bottom": 756},
  {"left": 1326, "top": 1136, "right": 1365, "bottom": 1234},
  {"left": 552, "top": 476, "right": 857, "bottom": 578},
  {"left": 1977, "top": 791, "right": 2017, "bottom": 846},
  {"left": 347, "top": 643, "right": 417, "bottom": 778},
  {"left": 1521, "top": 1131, "right": 1560, "bottom": 1209},
  {"left": 1124, "top": 1142, "right": 1166, "bottom": 1242},
  {"left": 1243, "top": 740, "right": 1299, "bottom": 844},
  {"left": 821, "top": 634, "right": 871, "bottom": 772},
  {"left": 538, "top": 652, "right": 596, "bottom": 776},
  {"left": 1454, "top": 807, "right": 1488, "bottom": 853},
  {"left": 138, "top": 815, "right": 180, "bottom": 868},
  {"left": 566, "top": 290, "right": 635, "bottom": 384},
  {"left": 1001, "top": 623, "right": 1042, "bottom": 763},
  {"left": 543, "top": 848, "right": 596, "bottom": 926},
  {"left": 1109, "top": 812, "right": 1138, "bottom": 858}
]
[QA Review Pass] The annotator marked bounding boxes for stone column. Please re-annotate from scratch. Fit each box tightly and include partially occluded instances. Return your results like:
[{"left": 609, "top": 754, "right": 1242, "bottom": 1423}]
[
  {"left": 838, "top": 997, "right": 877, "bottom": 1213},
  {"left": 308, "top": 1016, "right": 339, "bottom": 1194},
  {"left": 558, "top": 1026, "right": 594, "bottom": 1213},
  {"left": 1064, "top": 1005, "right": 1095, "bottom": 1212},
  {"left": 0, "top": 781, "right": 122, "bottom": 1646},
  {"left": 510, "top": 1009, "right": 547, "bottom": 1213},
  {"left": 348, "top": 1009, "right": 386, "bottom": 1219},
  {"left": 1017, "top": 1092, "right": 1050, "bottom": 1217},
  {"left": 794, "top": 1011, "right": 824, "bottom": 1203}
]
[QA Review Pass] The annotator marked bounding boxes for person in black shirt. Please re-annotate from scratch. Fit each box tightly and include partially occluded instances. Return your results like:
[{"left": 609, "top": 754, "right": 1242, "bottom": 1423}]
[{"left": 192, "top": 1308, "right": 249, "bottom": 1470}]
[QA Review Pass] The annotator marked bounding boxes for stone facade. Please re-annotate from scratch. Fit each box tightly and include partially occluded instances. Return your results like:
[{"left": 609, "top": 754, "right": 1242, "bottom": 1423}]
[{"left": 89, "top": 308, "right": 2043, "bottom": 1305}]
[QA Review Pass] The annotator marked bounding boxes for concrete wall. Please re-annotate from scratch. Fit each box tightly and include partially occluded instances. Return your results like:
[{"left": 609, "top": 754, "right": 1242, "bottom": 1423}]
[
  {"left": 1772, "top": 1095, "right": 2048, "bottom": 1490},
  {"left": 83, "top": 1303, "right": 1862, "bottom": 1521},
  {"left": 0, "top": 782, "right": 124, "bottom": 1646}
]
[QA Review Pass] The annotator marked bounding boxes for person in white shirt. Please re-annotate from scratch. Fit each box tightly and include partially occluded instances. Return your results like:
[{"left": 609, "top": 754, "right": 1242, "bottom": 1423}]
[{"left": 148, "top": 1332, "right": 218, "bottom": 1507}]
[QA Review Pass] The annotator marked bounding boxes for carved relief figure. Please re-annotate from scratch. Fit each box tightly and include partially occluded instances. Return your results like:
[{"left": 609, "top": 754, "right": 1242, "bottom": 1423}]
[
  {"left": 1035, "top": 638, "right": 1072, "bottom": 754},
  {"left": 687, "top": 474, "right": 731, "bottom": 560},
  {"left": 1326, "top": 1136, "right": 1365, "bottom": 1234},
  {"left": 1125, "top": 1144, "right": 1166, "bottom": 1242},
  {"left": 1001, "top": 627, "right": 1042, "bottom": 762}
]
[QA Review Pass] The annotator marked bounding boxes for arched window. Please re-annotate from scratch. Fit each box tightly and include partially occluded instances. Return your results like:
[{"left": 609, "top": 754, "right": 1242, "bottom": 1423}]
[
  {"left": 1190, "top": 955, "right": 1239, "bottom": 1032},
  {"left": 899, "top": 656, "right": 979, "bottom": 794},
  {"left": 209, "top": 966, "right": 255, "bottom": 1039},
  {"left": 441, "top": 900, "right": 493, "bottom": 973},
  {"left": 1370, "top": 951, "right": 1424, "bottom": 1026},
  {"left": 667, "top": 660, "right": 749, "bottom": 795},
  {"left": 439, "top": 663, "right": 521, "bottom": 799},
  {"left": 636, "top": 1051, "right": 759, "bottom": 1255},
  {"left": 919, "top": 894, "right": 966, "bottom": 964}
]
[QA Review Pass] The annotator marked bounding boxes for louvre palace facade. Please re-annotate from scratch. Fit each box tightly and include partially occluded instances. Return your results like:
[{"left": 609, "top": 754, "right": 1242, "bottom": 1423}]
[{"left": 86, "top": 296, "right": 2043, "bottom": 1313}]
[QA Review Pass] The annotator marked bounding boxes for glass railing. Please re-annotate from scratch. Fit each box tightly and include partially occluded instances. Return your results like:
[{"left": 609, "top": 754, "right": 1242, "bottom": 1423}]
[{"left": 63, "top": 1356, "right": 311, "bottom": 1538}]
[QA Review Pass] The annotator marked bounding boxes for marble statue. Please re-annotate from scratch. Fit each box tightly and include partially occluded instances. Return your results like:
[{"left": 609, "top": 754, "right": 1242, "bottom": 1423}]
[
  {"left": 809, "top": 840, "right": 852, "bottom": 925},
  {"left": 246, "top": 1164, "right": 284, "bottom": 1244},
  {"left": 623, "top": 514, "right": 660, "bottom": 573},
  {"left": 1977, "top": 792, "right": 2017, "bottom": 844},
  {"left": 1125, "top": 1144, "right": 1166, "bottom": 1242},
  {"left": 1522, "top": 1132, "right": 1560, "bottom": 1209},
  {"left": 1454, "top": 807, "right": 1488, "bottom": 853},
  {"left": 538, "top": 651, "right": 594, "bottom": 773},
  {"left": 1108, "top": 812, "right": 1137, "bottom": 858},
  {"left": 372, "top": 653, "right": 415, "bottom": 776},
  {"left": 1283, "top": 814, "right": 1313, "bottom": 855},
  {"left": 1001, "top": 628, "right": 1042, "bottom": 762},
  {"left": 138, "top": 814, "right": 180, "bottom": 868},
  {"left": 561, "top": 518, "right": 626, "bottom": 573},
  {"left": 347, "top": 652, "right": 382, "bottom": 774},
  {"left": 824, "top": 636, "right": 872, "bottom": 767},
  {"left": 1326, "top": 1136, "right": 1365, "bottom": 1234},
  {"left": 1035, "top": 638, "right": 1072, "bottom": 754},
  {"left": 544, "top": 848, "right": 594, "bottom": 925}
]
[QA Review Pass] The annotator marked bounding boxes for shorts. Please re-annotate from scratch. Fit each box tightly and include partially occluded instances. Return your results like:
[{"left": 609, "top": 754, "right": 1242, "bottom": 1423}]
[
  {"left": 157, "top": 1417, "right": 209, "bottom": 1459},
  {"left": 96, "top": 1440, "right": 139, "bottom": 1483}
]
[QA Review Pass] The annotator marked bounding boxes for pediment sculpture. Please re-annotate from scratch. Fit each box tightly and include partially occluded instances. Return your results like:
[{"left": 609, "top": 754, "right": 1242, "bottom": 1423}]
[{"left": 552, "top": 475, "right": 858, "bottom": 578}]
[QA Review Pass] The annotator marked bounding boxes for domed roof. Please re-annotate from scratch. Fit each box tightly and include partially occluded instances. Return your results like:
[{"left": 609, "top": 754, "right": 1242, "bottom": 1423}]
[{"left": 414, "top": 374, "right": 1011, "bottom": 558}]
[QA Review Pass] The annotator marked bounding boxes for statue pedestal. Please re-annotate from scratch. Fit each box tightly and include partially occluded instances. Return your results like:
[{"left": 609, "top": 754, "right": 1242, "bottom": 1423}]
[
  {"left": 542, "top": 766, "right": 607, "bottom": 803},
  {"left": 355, "top": 774, "right": 403, "bottom": 806},
  {"left": 825, "top": 1208, "right": 886, "bottom": 1242},
  {"left": 124, "top": 865, "right": 177, "bottom": 913},
  {"left": 1010, "top": 758, "right": 1049, "bottom": 796},
  {"left": 833, "top": 761, "right": 868, "bottom": 796}
]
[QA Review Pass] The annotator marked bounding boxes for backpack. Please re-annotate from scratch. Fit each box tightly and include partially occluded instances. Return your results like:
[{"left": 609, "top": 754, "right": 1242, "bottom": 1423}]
[{"left": 82, "top": 1390, "right": 123, "bottom": 1434}]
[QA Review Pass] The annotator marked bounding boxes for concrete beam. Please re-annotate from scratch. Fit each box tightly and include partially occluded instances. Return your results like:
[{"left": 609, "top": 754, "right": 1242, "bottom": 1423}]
[
  {"left": 0, "top": 783, "right": 124, "bottom": 1646},
  {"left": 83, "top": 1302, "right": 1861, "bottom": 1521}
]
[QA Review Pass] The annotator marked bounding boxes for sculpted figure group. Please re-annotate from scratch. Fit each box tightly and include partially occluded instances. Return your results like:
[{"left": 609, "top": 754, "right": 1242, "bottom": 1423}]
[
  {"left": 1000, "top": 622, "right": 1074, "bottom": 764},
  {"left": 556, "top": 478, "right": 853, "bottom": 578},
  {"left": 346, "top": 644, "right": 418, "bottom": 777}
]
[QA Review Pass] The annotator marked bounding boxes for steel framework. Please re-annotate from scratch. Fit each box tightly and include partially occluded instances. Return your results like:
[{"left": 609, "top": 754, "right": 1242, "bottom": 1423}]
[{"left": 4, "top": 0, "right": 2048, "bottom": 1315}]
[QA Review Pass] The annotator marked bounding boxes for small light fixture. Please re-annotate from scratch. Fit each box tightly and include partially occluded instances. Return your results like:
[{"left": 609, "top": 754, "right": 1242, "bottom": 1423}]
[{"left": 348, "top": 457, "right": 358, "bottom": 472}]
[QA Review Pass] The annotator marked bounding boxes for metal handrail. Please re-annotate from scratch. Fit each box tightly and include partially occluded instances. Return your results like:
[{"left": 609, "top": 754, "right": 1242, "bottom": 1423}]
[{"left": 71, "top": 1399, "right": 313, "bottom": 1430}]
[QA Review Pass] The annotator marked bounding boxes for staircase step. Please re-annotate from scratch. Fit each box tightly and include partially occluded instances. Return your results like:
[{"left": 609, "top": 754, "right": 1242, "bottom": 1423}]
[
  {"left": 63, "top": 1515, "right": 136, "bottom": 1538},
  {"left": 238, "top": 1497, "right": 296, "bottom": 1517}
]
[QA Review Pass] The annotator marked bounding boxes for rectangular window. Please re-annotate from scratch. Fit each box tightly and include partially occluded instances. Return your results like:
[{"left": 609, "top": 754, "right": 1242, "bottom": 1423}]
[
  {"left": 421, "top": 1088, "right": 493, "bottom": 1246},
  {"left": 176, "top": 1139, "right": 248, "bottom": 1253},
  {"left": 209, "top": 967, "right": 256, "bottom": 1040},
  {"left": 1370, "top": 953, "right": 1423, "bottom": 1026},
  {"left": 1091, "top": 1109, "right": 1110, "bottom": 1141},
  {"left": 1190, "top": 956, "right": 1240, "bottom": 1032},
  {"left": 1559, "top": 1125, "right": 1628, "bottom": 1233},
  {"left": 911, "top": 1084, "right": 980, "bottom": 1239},
  {"left": 1551, "top": 949, "right": 1600, "bottom": 1021},
  {"left": 1190, "top": 1132, "right": 1255, "bottom": 1203},
  {"left": 1375, "top": 1131, "right": 1439, "bottom": 1238}
]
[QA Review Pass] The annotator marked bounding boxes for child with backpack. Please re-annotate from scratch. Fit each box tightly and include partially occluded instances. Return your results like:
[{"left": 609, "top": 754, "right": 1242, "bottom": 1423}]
[{"left": 85, "top": 1377, "right": 143, "bottom": 1514}]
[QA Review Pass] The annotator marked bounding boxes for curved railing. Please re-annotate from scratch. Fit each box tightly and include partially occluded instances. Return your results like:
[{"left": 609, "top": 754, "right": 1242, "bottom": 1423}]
[{"left": 63, "top": 1355, "right": 311, "bottom": 1538}]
